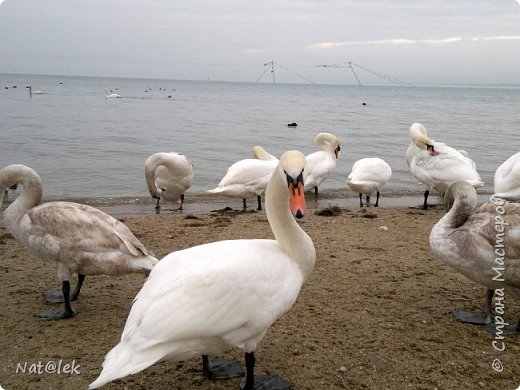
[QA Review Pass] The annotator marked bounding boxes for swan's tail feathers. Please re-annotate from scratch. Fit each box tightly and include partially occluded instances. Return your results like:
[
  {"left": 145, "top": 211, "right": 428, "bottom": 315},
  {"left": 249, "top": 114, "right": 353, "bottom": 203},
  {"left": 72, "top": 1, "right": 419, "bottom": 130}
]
[
  {"left": 89, "top": 341, "right": 163, "bottom": 389},
  {"left": 469, "top": 180, "right": 485, "bottom": 188},
  {"left": 139, "top": 255, "right": 160, "bottom": 271},
  {"left": 207, "top": 187, "right": 223, "bottom": 194}
]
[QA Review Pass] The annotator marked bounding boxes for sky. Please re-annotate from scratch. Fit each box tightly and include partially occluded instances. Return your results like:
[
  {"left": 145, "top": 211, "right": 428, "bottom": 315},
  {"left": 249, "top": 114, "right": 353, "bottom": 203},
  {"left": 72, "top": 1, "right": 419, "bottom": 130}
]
[{"left": 0, "top": 0, "right": 520, "bottom": 85}]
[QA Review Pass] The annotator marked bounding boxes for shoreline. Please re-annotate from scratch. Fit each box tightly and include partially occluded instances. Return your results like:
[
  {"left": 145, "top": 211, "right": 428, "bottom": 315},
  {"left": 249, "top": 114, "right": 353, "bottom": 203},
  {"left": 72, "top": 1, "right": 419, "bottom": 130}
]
[{"left": 6, "top": 190, "right": 494, "bottom": 218}]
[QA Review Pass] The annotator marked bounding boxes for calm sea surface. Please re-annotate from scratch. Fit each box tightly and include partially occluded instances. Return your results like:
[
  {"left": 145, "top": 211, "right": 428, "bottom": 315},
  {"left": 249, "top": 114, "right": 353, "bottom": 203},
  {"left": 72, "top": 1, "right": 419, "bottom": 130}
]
[{"left": 1, "top": 73, "right": 519, "bottom": 212}]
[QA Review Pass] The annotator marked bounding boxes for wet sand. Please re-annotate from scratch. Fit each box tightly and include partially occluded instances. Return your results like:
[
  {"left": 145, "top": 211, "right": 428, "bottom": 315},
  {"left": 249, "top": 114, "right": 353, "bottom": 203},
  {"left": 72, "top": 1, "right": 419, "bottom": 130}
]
[{"left": 0, "top": 199, "right": 519, "bottom": 389}]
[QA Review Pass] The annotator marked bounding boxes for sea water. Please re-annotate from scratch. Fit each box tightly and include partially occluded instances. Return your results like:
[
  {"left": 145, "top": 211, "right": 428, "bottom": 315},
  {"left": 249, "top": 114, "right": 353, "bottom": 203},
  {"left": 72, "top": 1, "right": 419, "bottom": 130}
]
[{"left": 1, "top": 73, "right": 519, "bottom": 212}]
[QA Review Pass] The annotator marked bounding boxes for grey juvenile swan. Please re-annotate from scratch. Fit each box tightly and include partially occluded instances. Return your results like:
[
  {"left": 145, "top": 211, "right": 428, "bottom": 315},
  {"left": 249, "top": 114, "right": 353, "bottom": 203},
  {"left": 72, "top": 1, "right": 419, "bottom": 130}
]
[
  {"left": 430, "top": 181, "right": 520, "bottom": 334},
  {"left": 0, "top": 164, "right": 158, "bottom": 319}
]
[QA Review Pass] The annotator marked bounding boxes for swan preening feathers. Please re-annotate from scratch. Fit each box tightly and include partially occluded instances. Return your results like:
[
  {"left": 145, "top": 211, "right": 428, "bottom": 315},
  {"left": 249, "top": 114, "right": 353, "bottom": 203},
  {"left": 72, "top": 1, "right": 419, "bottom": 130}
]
[
  {"left": 407, "top": 123, "right": 483, "bottom": 209},
  {"left": 0, "top": 164, "right": 158, "bottom": 319},
  {"left": 430, "top": 181, "right": 520, "bottom": 333},
  {"left": 303, "top": 132, "right": 341, "bottom": 195},
  {"left": 144, "top": 152, "right": 194, "bottom": 212},
  {"left": 90, "top": 150, "right": 315, "bottom": 389}
]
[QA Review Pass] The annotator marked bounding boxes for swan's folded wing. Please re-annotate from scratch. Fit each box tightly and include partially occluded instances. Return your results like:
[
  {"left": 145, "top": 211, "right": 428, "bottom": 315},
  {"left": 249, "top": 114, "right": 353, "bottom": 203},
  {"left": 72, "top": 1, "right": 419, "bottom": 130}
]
[{"left": 121, "top": 240, "right": 303, "bottom": 349}]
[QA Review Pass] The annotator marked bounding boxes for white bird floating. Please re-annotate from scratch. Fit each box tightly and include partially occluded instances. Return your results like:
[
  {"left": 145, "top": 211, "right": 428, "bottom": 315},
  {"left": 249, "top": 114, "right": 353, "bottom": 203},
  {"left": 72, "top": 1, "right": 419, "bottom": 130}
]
[
  {"left": 89, "top": 150, "right": 316, "bottom": 390},
  {"left": 346, "top": 157, "right": 392, "bottom": 207},
  {"left": 407, "top": 123, "right": 483, "bottom": 210},
  {"left": 144, "top": 152, "right": 194, "bottom": 213},
  {"left": 207, "top": 151, "right": 277, "bottom": 211},
  {"left": 494, "top": 151, "right": 520, "bottom": 201},
  {"left": 0, "top": 164, "right": 158, "bottom": 319},
  {"left": 304, "top": 132, "right": 341, "bottom": 196},
  {"left": 104, "top": 88, "right": 121, "bottom": 98},
  {"left": 26, "top": 86, "right": 43, "bottom": 96},
  {"left": 430, "top": 181, "right": 520, "bottom": 335}
]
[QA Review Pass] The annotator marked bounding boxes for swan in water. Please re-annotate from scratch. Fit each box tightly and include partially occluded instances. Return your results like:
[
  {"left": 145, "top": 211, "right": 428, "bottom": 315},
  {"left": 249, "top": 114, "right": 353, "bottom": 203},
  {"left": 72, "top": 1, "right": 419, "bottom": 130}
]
[
  {"left": 346, "top": 158, "right": 392, "bottom": 207},
  {"left": 304, "top": 132, "right": 341, "bottom": 196},
  {"left": 494, "top": 151, "right": 520, "bottom": 201},
  {"left": 145, "top": 152, "right": 194, "bottom": 212},
  {"left": 430, "top": 181, "right": 520, "bottom": 334},
  {"left": 207, "top": 151, "right": 277, "bottom": 211},
  {"left": 0, "top": 164, "right": 158, "bottom": 319},
  {"left": 104, "top": 88, "right": 121, "bottom": 98},
  {"left": 407, "top": 123, "right": 482, "bottom": 209},
  {"left": 26, "top": 86, "right": 43, "bottom": 96},
  {"left": 89, "top": 150, "right": 316, "bottom": 389}
]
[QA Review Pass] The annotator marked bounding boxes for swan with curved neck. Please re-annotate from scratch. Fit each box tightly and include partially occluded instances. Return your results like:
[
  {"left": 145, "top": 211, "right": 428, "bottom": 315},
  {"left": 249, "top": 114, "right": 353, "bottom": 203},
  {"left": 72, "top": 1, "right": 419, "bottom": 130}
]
[
  {"left": 430, "top": 181, "right": 520, "bottom": 333},
  {"left": 0, "top": 164, "right": 158, "bottom": 319},
  {"left": 407, "top": 123, "right": 482, "bottom": 210},
  {"left": 494, "top": 151, "right": 520, "bottom": 201},
  {"left": 304, "top": 132, "right": 341, "bottom": 196},
  {"left": 89, "top": 150, "right": 316, "bottom": 390},
  {"left": 145, "top": 152, "right": 193, "bottom": 212}
]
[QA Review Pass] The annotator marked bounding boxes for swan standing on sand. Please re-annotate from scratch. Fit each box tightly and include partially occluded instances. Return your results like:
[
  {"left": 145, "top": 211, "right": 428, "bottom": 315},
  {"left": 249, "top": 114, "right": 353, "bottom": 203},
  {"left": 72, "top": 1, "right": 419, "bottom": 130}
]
[
  {"left": 304, "top": 132, "right": 341, "bottom": 196},
  {"left": 145, "top": 152, "right": 194, "bottom": 212},
  {"left": 89, "top": 150, "right": 316, "bottom": 390},
  {"left": 430, "top": 181, "right": 520, "bottom": 334},
  {"left": 494, "top": 151, "right": 520, "bottom": 201},
  {"left": 0, "top": 164, "right": 158, "bottom": 320},
  {"left": 407, "top": 123, "right": 482, "bottom": 210},
  {"left": 207, "top": 153, "right": 277, "bottom": 211},
  {"left": 346, "top": 158, "right": 392, "bottom": 207}
]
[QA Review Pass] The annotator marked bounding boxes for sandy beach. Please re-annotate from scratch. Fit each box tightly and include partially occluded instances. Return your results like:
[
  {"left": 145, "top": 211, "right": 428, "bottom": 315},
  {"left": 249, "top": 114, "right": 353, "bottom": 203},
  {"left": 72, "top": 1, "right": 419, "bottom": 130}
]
[{"left": 0, "top": 202, "right": 519, "bottom": 389}]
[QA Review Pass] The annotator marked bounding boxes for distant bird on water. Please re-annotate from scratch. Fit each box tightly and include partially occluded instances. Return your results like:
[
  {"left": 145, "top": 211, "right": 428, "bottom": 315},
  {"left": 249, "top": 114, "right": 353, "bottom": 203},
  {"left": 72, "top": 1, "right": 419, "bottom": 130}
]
[{"left": 0, "top": 164, "right": 158, "bottom": 320}]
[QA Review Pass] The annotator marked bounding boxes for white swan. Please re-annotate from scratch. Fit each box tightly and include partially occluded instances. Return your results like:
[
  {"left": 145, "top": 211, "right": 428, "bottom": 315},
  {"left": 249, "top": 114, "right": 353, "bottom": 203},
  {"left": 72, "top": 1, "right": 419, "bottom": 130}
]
[
  {"left": 27, "top": 86, "right": 43, "bottom": 96},
  {"left": 145, "top": 152, "right": 194, "bottom": 212},
  {"left": 408, "top": 123, "right": 482, "bottom": 210},
  {"left": 494, "top": 151, "right": 520, "bottom": 201},
  {"left": 207, "top": 153, "right": 277, "bottom": 211},
  {"left": 252, "top": 145, "right": 278, "bottom": 161},
  {"left": 406, "top": 123, "right": 428, "bottom": 168},
  {"left": 304, "top": 132, "right": 341, "bottom": 196},
  {"left": 104, "top": 88, "right": 121, "bottom": 98},
  {"left": 0, "top": 164, "right": 158, "bottom": 319},
  {"left": 346, "top": 158, "right": 392, "bottom": 207},
  {"left": 89, "top": 150, "right": 316, "bottom": 389},
  {"left": 430, "top": 181, "right": 520, "bottom": 333}
]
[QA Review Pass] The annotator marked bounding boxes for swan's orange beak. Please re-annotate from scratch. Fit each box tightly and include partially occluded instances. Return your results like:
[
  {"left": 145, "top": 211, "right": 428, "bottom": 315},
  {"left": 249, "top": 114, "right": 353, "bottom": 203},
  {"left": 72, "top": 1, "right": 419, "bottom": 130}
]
[
  {"left": 334, "top": 146, "right": 341, "bottom": 159},
  {"left": 288, "top": 173, "right": 306, "bottom": 219}
]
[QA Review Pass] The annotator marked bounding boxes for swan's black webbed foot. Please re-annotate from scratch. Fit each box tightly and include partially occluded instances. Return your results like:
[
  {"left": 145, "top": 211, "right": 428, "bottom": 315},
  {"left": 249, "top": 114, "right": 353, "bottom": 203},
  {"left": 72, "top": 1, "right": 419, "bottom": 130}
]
[
  {"left": 240, "top": 375, "right": 291, "bottom": 390},
  {"left": 451, "top": 309, "right": 491, "bottom": 325},
  {"left": 202, "top": 356, "right": 243, "bottom": 380}
]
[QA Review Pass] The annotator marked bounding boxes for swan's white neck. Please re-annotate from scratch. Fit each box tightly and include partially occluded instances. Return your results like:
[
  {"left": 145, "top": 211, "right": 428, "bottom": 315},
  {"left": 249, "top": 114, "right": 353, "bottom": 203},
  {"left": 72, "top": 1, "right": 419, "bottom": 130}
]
[
  {"left": 1, "top": 165, "right": 42, "bottom": 238},
  {"left": 265, "top": 168, "right": 316, "bottom": 281}
]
